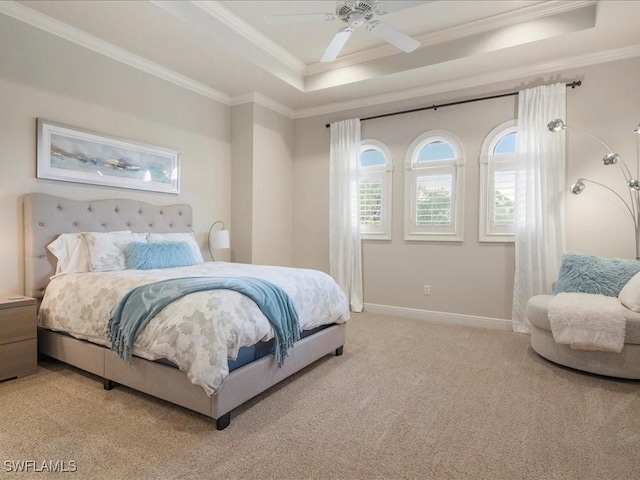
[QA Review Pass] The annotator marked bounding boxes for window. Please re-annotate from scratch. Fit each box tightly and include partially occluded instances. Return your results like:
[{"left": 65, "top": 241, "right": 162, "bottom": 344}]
[
  {"left": 359, "top": 140, "right": 392, "bottom": 240},
  {"left": 404, "top": 131, "right": 465, "bottom": 241},
  {"left": 479, "top": 120, "right": 517, "bottom": 242}
]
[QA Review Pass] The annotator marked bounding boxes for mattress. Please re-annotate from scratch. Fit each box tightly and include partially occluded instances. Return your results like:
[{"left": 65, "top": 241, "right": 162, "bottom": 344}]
[{"left": 38, "top": 261, "right": 350, "bottom": 395}]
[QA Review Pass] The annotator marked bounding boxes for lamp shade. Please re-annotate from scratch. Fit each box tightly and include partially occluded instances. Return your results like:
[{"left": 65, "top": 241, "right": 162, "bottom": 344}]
[
  {"left": 207, "top": 221, "right": 230, "bottom": 261},
  {"left": 212, "top": 229, "right": 230, "bottom": 249}
]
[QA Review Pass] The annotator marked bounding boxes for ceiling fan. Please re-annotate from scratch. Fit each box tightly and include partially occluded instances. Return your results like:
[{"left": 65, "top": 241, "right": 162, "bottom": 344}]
[{"left": 264, "top": 0, "right": 422, "bottom": 63}]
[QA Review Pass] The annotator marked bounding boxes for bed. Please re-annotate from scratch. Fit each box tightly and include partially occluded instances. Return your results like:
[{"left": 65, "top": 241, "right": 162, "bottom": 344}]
[{"left": 24, "top": 193, "right": 348, "bottom": 429}]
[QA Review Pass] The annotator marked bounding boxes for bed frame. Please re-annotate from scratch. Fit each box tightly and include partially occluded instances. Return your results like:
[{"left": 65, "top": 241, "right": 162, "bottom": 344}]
[{"left": 24, "top": 193, "right": 345, "bottom": 430}]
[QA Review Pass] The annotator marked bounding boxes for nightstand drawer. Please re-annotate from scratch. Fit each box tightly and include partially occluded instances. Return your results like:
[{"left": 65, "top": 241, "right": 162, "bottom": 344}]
[
  {"left": 0, "top": 338, "right": 37, "bottom": 381},
  {"left": 0, "top": 304, "right": 37, "bottom": 345}
]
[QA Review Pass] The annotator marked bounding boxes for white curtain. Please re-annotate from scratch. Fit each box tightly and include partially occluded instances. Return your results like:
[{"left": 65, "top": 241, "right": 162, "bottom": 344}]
[
  {"left": 512, "top": 84, "right": 567, "bottom": 333},
  {"left": 329, "top": 118, "right": 363, "bottom": 312}
]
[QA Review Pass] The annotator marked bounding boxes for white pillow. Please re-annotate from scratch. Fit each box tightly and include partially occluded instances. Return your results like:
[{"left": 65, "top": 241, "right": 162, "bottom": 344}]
[
  {"left": 147, "top": 232, "right": 204, "bottom": 264},
  {"left": 84, "top": 232, "right": 148, "bottom": 272},
  {"left": 619, "top": 270, "right": 640, "bottom": 312},
  {"left": 47, "top": 231, "right": 131, "bottom": 276}
]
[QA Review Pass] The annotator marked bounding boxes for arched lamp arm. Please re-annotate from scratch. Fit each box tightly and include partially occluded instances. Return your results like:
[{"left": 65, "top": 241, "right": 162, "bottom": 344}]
[
  {"left": 565, "top": 126, "right": 634, "bottom": 181},
  {"left": 207, "top": 221, "right": 225, "bottom": 261},
  {"left": 579, "top": 178, "right": 637, "bottom": 228}
]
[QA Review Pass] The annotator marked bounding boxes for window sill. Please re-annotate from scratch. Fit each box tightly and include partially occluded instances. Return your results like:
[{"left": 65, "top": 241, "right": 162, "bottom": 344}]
[
  {"left": 479, "top": 234, "right": 515, "bottom": 243},
  {"left": 361, "top": 233, "right": 391, "bottom": 241},
  {"left": 404, "top": 232, "right": 463, "bottom": 242}
]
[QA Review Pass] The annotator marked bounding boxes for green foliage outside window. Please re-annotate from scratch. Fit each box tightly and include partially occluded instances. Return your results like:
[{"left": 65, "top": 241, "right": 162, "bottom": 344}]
[
  {"left": 360, "top": 180, "right": 383, "bottom": 225},
  {"left": 494, "top": 190, "right": 515, "bottom": 225},
  {"left": 416, "top": 184, "right": 451, "bottom": 226}
]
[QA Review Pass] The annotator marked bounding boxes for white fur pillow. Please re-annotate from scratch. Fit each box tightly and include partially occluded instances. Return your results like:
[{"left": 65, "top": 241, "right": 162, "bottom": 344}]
[
  {"left": 619, "top": 270, "right": 640, "bottom": 312},
  {"left": 83, "top": 232, "right": 148, "bottom": 272}
]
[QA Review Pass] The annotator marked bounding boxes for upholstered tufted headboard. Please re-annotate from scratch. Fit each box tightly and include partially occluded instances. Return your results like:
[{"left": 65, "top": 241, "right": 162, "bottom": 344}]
[{"left": 24, "top": 193, "right": 194, "bottom": 298}]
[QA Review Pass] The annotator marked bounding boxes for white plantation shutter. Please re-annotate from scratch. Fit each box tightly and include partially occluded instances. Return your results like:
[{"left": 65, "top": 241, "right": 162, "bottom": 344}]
[
  {"left": 359, "top": 178, "right": 383, "bottom": 226},
  {"left": 359, "top": 140, "right": 392, "bottom": 239},
  {"left": 405, "top": 131, "right": 464, "bottom": 241},
  {"left": 480, "top": 121, "right": 517, "bottom": 242},
  {"left": 416, "top": 174, "right": 452, "bottom": 226},
  {"left": 493, "top": 169, "right": 516, "bottom": 226}
]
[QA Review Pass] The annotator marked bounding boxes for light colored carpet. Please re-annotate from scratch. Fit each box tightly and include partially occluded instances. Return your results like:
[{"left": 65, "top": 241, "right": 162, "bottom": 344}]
[{"left": 1, "top": 312, "right": 639, "bottom": 479}]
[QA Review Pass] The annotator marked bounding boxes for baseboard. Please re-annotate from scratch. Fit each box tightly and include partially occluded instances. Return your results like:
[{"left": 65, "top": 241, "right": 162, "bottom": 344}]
[{"left": 363, "top": 303, "right": 513, "bottom": 331}]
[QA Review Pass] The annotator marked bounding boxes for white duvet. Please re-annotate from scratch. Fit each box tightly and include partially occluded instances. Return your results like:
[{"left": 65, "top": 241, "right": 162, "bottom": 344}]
[{"left": 38, "top": 262, "right": 350, "bottom": 395}]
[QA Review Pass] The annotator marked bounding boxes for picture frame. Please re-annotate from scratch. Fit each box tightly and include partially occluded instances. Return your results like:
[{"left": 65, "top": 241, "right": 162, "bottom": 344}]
[{"left": 37, "top": 118, "right": 180, "bottom": 194}]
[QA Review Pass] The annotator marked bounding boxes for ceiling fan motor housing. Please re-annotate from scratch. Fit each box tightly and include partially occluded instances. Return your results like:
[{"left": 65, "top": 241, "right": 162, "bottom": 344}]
[{"left": 337, "top": 1, "right": 375, "bottom": 27}]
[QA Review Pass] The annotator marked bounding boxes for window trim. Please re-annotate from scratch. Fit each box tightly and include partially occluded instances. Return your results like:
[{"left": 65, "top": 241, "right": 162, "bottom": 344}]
[
  {"left": 479, "top": 120, "right": 517, "bottom": 243},
  {"left": 404, "top": 130, "right": 465, "bottom": 242},
  {"left": 359, "top": 139, "right": 393, "bottom": 241}
]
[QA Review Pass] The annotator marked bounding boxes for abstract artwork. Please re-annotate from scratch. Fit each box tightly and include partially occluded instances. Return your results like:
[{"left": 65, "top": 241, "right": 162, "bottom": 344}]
[{"left": 37, "top": 119, "right": 180, "bottom": 194}]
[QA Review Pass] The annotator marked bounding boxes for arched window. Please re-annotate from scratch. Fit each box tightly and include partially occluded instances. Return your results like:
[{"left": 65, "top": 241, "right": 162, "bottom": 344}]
[
  {"left": 479, "top": 120, "right": 517, "bottom": 242},
  {"left": 404, "top": 131, "right": 465, "bottom": 241},
  {"left": 359, "top": 139, "right": 392, "bottom": 239}
]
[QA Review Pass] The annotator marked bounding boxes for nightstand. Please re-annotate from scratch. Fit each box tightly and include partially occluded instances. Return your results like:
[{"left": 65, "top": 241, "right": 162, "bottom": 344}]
[{"left": 0, "top": 295, "right": 37, "bottom": 381}]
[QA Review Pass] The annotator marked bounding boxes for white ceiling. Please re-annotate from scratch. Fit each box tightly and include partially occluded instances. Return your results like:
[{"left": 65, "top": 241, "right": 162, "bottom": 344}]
[{"left": 2, "top": 1, "right": 640, "bottom": 117}]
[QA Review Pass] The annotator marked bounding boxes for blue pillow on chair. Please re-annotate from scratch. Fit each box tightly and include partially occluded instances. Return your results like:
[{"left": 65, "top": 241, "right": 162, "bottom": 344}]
[
  {"left": 554, "top": 253, "right": 640, "bottom": 297},
  {"left": 125, "top": 241, "right": 196, "bottom": 270}
]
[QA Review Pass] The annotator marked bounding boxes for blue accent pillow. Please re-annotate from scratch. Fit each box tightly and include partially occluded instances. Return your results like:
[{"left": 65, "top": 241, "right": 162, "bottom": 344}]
[
  {"left": 554, "top": 253, "right": 640, "bottom": 297},
  {"left": 124, "top": 241, "right": 196, "bottom": 270}
]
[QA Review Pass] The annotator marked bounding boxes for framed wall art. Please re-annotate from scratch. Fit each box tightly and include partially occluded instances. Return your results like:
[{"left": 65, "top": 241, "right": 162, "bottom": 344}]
[{"left": 37, "top": 118, "right": 180, "bottom": 194}]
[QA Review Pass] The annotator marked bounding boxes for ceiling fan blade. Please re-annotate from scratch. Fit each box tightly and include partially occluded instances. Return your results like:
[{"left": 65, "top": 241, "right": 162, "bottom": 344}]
[
  {"left": 264, "top": 13, "right": 336, "bottom": 24},
  {"left": 366, "top": 20, "right": 420, "bottom": 53},
  {"left": 320, "top": 27, "right": 354, "bottom": 63}
]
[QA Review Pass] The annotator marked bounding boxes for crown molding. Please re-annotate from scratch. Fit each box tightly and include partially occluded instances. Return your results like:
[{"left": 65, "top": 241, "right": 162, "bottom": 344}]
[
  {"left": 294, "top": 43, "right": 640, "bottom": 119},
  {"left": 4, "top": 0, "right": 636, "bottom": 123},
  {"left": 306, "top": 0, "right": 597, "bottom": 76},
  {"left": 229, "top": 92, "right": 295, "bottom": 119},
  {"left": 193, "top": 1, "right": 307, "bottom": 76},
  {"left": 0, "top": 1, "right": 231, "bottom": 105}
]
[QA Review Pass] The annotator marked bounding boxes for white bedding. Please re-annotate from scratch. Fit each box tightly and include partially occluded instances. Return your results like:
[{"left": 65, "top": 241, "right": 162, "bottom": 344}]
[{"left": 38, "top": 262, "right": 350, "bottom": 395}]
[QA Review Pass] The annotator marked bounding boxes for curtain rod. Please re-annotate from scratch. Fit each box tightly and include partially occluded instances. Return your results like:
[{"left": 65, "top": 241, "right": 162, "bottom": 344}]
[{"left": 324, "top": 80, "right": 582, "bottom": 128}]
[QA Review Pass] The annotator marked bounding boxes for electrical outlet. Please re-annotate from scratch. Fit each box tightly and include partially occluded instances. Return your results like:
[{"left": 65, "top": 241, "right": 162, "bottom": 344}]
[{"left": 423, "top": 285, "right": 431, "bottom": 295}]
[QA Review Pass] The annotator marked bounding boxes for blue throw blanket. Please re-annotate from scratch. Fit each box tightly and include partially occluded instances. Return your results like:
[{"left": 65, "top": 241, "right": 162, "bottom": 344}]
[{"left": 107, "top": 276, "right": 300, "bottom": 367}]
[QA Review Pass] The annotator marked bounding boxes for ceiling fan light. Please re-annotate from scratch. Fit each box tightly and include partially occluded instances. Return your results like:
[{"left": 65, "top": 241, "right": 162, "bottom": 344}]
[{"left": 347, "top": 11, "right": 366, "bottom": 28}]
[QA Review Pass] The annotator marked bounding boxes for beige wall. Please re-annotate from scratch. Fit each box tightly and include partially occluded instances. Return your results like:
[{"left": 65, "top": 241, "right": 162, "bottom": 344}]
[
  {"left": 230, "top": 103, "right": 294, "bottom": 266},
  {"left": 564, "top": 58, "right": 640, "bottom": 259},
  {"left": 0, "top": 14, "right": 231, "bottom": 295},
  {"left": 231, "top": 103, "right": 254, "bottom": 264},
  {"left": 293, "top": 57, "right": 640, "bottom": 321},
  {"left": 252, "top": 104, "right": 294, "bottom": 267}
]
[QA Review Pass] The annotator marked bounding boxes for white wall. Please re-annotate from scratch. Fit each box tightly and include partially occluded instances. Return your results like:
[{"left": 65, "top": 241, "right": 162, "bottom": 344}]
[
  {"left": 293, "top": 56, "right": 640, "bottom": 321},
  {"left": 0, "top": 14, "right": 231, "bottom": 295}
]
